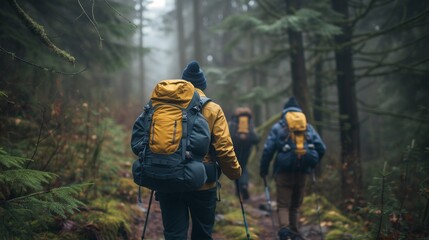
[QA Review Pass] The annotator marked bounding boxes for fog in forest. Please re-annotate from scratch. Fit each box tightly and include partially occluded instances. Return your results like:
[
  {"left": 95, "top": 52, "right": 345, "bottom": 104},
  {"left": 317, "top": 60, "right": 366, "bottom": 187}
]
[{"left": 1, "top": 0, "right": 428, "bottom": 239}]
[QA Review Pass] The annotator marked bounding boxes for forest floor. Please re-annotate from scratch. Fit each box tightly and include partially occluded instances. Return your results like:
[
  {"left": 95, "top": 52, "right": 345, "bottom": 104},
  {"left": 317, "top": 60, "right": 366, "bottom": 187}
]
[{"left": 130, "top": 188, "right": 326, "bottom": 240}]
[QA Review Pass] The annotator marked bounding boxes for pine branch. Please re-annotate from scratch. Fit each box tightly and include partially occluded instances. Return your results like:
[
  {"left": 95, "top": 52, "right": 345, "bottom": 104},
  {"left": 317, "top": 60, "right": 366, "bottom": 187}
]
[
  {"left": 0, "top": 148, "right": 91, "bottom": 238},
  {"left": 355, "top": 56, "right": 429, "bottom": 78},
  {"left": 256, "top": 0, "right": 283, "bottom": 19},
  {"left": 358, "top": 100, "right": 429, "bottom": 124},
  {"left": 0, "top": 154, "right": 28, "bottom": 169},
  {"left": 349, "top": 8, "right": 429, "bottom": 48},
  {"left": 0, "top": 169, "right": 56, "bottom": 192},
  {"left": 7, "top": 0, "right": 76, "bottom": 64}
]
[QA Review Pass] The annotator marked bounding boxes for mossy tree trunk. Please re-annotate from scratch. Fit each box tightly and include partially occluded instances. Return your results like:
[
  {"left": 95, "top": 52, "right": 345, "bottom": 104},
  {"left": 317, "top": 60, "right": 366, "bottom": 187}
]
[{"left": 332, "top": 0, "right": 363, "bottom": 209}]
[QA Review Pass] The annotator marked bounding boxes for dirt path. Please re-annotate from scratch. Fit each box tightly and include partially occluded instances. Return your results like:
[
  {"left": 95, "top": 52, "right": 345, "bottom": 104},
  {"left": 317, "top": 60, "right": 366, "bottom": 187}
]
[
  {"left": 130, "top": 191, "right": 325, "bottom": 240},
  {"left": 244, "top": 193, "right": 325, "bottom": 240}
]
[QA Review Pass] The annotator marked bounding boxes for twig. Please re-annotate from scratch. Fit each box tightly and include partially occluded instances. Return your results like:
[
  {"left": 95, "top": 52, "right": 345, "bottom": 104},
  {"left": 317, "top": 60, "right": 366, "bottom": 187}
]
[
  {"left": 30, "top": 109, "right": 46, "bottom": 160},
  {"left": 0, "top": 46, "right": 87, "bottom": 75},
  {"left": 104, "top": 0, "right": 137, "bottom": 28},
  {"left": 76, "top": 0, "right": 103, "bottom": 49},
  {"left": 376, "top": 161, "right": 388, "bottom": 240}
]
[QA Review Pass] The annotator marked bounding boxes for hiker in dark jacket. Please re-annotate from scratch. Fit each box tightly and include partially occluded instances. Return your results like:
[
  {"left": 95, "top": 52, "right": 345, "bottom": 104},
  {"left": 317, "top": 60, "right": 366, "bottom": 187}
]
[
  {"left": 156, "top": 60, "right": 242, "bottom": 240},
  {"left": 229, "top": 107, "right": 259, "bottom": 200},
  {"left": 259, "top": 97, "right": 326, "bottom": 240}
]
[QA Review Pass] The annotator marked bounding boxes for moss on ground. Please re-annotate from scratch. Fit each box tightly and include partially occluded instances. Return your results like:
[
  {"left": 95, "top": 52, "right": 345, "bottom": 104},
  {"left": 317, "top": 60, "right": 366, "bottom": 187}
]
[
  {"left": 34, "top": 198, "right": 132, "bottom": 240},
  {"left": 215, "top": 206, "right": 259, "bottom": 239},
  {"left": 302, "top": 193, "right": 367, "bottom": 239}
]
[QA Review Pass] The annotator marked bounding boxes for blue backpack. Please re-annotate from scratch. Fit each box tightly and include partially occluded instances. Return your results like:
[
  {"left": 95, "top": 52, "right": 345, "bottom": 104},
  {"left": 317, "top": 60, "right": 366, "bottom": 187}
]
[{"left": 275, "top": 111, "right": 319, "bottom": 172}]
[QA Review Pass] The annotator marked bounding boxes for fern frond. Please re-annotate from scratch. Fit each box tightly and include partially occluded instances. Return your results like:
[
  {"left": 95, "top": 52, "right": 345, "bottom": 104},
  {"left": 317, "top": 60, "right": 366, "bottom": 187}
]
[
  {"left": 219, "top": 8, "right": 342, "bottom": 37},
  {"left": 0, "top": 148, "right": 29, "bottom": 169}
]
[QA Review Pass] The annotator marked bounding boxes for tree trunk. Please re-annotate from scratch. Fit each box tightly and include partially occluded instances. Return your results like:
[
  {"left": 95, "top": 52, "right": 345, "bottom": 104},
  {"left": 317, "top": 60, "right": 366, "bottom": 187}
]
[
  {"left": 222, "top": 0, "right": 233, "bottom": 67},
  {"left": 193, "top": 0, "right": 203, "bottom": 63},
  {"left": 313, "top": 51, "right": 324, "bottom": 176},
  {"left": 332, "top": 0, "right": 363, "bottom": 209},
  {"left": 176, "top": 0, "right": 186, "bottom": 71},
  {"left": 285, "top": 0, "right": 313, "bottom": 122},
  {"left": 139, "top": 0, "right": 145, "bottom": 103},
  {"left": 313, "top": 51, "right": 324, "bottom": 135}
]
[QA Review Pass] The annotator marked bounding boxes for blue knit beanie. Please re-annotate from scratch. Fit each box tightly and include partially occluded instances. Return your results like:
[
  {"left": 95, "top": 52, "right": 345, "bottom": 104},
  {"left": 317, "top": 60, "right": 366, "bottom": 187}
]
[
  {"left": 283, "top": 97, "right": 302, "bottom": 112},
  {"left": 181, "top": 60, "right": 207, "bottom": 90}
]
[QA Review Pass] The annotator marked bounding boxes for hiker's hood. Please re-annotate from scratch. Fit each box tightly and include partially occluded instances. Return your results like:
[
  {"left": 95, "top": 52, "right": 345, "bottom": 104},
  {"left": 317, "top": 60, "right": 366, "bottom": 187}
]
[{"left": 151, "top": 79, "right": 195, "bottom": 108}]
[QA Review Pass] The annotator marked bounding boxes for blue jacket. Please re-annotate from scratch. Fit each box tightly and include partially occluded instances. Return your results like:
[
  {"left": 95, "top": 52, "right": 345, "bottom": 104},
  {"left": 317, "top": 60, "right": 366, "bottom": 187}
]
[{"left": 260, "top": 108, "right": 326, "bottom": 175}]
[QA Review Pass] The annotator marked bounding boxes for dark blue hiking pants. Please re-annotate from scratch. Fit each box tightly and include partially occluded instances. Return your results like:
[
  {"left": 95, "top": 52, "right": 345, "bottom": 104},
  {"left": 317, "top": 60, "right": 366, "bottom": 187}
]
[{"left": 157, "top": 188, "right": 217, "bottom": 240}]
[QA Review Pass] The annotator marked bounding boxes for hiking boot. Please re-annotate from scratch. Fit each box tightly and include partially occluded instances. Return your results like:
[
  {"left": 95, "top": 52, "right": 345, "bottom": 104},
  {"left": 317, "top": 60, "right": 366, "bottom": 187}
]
[
  {"left": 278, "top": 227, "right": 292, "bottom": 240},
  {"left": 278, "top": 227, "right": 305, "bottom": 240},
  {"left": 287, "top": 226, "right": 305, "bottom": 240}
]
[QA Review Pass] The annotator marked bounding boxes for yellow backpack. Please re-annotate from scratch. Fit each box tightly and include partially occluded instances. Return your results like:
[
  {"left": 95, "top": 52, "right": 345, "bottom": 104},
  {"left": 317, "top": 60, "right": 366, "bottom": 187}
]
[
  {"left": 237, "top": 115, "right": 250, "bottom": 140},
  {"left": 132, "top": 80, "right": 211, "bottom": 192},
  {"left": 233, "top": 107, "right": 253, "bottom": 141},
  {"left": 285, "top": 111, "right": 307, "bottom": 158}
]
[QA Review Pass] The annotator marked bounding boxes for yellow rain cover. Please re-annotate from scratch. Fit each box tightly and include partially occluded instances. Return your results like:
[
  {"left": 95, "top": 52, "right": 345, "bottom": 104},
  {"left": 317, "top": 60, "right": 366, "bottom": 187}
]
[
  {"left": 285, "top": 111, "right": 307, "bottom": 156},
  {"left": 149, "top": 80, "right": 195, "bottom": 154},
  {"left": 151, "top": 79, "right": 194, "bottom": 108},
  {"left": 237, "top": 116, "right": 249, "bottom": 134},
  {"left": 285, "top": 111, "right": 306, "bottom": 132}
]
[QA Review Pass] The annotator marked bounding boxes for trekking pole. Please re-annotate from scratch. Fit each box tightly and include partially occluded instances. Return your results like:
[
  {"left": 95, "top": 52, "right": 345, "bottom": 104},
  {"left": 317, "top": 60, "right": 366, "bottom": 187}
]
[
  {"left": 235, "top": 180, "right": 251, "bottom": 240},
  {"left": 263, "top": 176, "right": 278, "bottom": 240},
  {"left": 311, "top": 170, "right": 324, "bottom": 240},
  {"left": 141, "top": 190, "right": 154, "bottom": 240}
]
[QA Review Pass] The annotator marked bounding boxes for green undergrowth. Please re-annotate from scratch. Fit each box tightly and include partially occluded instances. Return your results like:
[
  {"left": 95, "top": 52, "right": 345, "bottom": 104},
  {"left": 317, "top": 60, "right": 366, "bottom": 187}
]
[
  {"left": 214, "top": 178, "right": 259, "bottom": 239},
  {"left": 34, "top": 198, "right": 132, "bottom": 240},
  {"left": 302, "top": 194, "right": 366, "bottom": 240}
]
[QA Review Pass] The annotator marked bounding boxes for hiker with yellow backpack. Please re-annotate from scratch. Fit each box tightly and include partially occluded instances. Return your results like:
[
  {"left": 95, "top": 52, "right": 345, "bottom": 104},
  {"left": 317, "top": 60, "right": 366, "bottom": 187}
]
[
  {"left": 259, "top": 97, "right": 326, "bottom": 240},
  {"left": 229, "top": 107, "right": 259, "bottom": 200},
  {"left": 131, "top": 60, "right": 242, "bottom": 240}
]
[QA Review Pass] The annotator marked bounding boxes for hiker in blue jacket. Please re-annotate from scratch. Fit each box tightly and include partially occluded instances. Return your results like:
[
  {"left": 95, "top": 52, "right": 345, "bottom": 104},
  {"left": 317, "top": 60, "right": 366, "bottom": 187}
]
[{"left": 259, "top": 97, "right": 326, "bottom": 240}]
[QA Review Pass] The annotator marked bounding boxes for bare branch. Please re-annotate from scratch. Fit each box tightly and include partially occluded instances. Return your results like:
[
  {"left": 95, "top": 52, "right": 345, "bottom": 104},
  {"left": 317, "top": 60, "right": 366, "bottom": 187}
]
[
  {"left": 104, "top": 0, "right": 137, "bottom": 28},
  {"left": 0, "top": 46, "right": 87, "bottom": 75},
  {"left": 76, "top": 0, "right": 103, "bottom": 49}
]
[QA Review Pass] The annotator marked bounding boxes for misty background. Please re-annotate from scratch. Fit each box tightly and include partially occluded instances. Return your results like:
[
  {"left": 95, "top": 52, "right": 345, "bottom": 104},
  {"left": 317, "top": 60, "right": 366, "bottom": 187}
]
[{"left": 1, "top": 0, "right": 428, "bottom": 239}]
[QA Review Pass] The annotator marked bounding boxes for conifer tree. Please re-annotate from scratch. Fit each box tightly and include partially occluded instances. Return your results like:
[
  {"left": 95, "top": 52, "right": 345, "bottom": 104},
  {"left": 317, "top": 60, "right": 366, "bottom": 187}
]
[{"left": 0, "top": 148, "right": 89, "bottom": 238}]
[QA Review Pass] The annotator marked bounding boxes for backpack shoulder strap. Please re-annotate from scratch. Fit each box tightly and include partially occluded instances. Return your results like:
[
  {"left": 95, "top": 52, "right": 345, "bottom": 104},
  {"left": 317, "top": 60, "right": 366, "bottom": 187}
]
[{"left": 200, "top": 96, "right": 212, "bottom": 108}]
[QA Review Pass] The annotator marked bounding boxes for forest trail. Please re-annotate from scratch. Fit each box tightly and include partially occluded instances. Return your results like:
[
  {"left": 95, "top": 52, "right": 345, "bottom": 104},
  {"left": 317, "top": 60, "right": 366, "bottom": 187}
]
[{"left": 130, "top": 189, "right": 326, "bottom": 240}]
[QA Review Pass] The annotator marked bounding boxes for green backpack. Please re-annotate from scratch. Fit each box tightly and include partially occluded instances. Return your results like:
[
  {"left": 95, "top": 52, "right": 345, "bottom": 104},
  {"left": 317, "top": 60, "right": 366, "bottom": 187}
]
[{"left": 131, "top": 80, "right": 211, "bottom": 192}]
